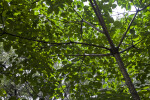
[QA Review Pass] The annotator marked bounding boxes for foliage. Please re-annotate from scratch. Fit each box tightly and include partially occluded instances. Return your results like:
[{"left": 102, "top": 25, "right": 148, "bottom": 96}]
[{"left": 0, "top": 0, "right": 150, "bottom": 99}]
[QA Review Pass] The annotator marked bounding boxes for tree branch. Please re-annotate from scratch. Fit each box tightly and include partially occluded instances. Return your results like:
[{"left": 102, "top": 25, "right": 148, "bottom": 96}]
[
  {"left": 58, "top": 53, "right": 111, "bottom": 57},
  {"left": 118, "top": 4, "right": 150, "bottom": 48},
  {"left": 71, "top": 5, "right": 104, "bottom": 34},
  {"left": 89, "top": 0, "right": 115, "bottom": 49},
  {"left": 120, "top": 45, "right": 134, "bottom": 53},
  {"left": 69, "top": 41, "right": 110, "bottom": 50},
  {"left": 3, "top": 32, "right": 110, "bottom": 50},
  {"left": 139, "top": 3, "right": 150, "bottom": 11},
  {"left": 83, "top": 19, "right": 104, "bottom": 33},
  {"left": 117, "top": 11, "right": 138, "bottom": 48},
  {"left": 120, "top": 37, "right": 146, "bottom": 53},
  {"left": 89, "top": 1, "right": 140, "bottom": 99}
]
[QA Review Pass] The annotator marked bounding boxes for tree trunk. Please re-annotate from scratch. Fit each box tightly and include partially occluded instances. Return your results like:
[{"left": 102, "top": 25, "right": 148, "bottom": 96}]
[
  {"left": 88, "top": 0, "right": 141, "bottom": 99},
  {"left": 114, "top": 53, "right": 140, "bottom": 100}
]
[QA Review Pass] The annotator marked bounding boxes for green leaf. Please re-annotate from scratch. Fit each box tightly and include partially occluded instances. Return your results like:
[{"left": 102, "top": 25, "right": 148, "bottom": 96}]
[
  {"left": 1, "top": 0, "right": 150, "bottom": 99},
  {"left": 113, "top": 21, "right": 122, "bottom": 28},
  {"left": 8, "top": 96, "right": 17, "bottom": 100},
  {"left": 112, "top": 4, "right": 117, "bottom": 9},
  {"left": 3, "top": 42, "right": 11, "bottom": 52}
]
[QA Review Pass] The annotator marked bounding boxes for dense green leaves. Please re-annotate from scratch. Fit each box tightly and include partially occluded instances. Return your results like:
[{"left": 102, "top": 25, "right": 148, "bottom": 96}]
[{"left": 0, "top": 0, "right": 150, "bottom": 99}]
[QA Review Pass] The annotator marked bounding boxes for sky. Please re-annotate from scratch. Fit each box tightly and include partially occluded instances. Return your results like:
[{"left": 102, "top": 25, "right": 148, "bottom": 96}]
[
  {"left": 84, "top": 1, "right": 136, "bottom": 20},
  {"left": 112, "top": 6, "right": 136, "bottom": 20}
]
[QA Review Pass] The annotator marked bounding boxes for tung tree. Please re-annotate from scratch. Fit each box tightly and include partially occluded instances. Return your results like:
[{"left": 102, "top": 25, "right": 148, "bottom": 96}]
[{"left": 0, "top": 0, "right": 150, "bottom": 99}]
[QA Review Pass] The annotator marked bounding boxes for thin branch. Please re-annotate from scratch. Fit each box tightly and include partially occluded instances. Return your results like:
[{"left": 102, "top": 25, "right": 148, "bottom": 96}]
[
  {"left": 57, "top": 53, "right": 111, "bottom": 57},
  {"left": 71, "top": 6, "right": 82, "bottom": 19},
  {"left": 118, "top": 3, "right": 150, "bottom": 48},
  {"left": 120, "top": 45, "right": 134, "bottom": 53},
  {"left": 59, "top": 83, "right": 69, "bottom": 100},
  {"left": 3, "top": 32, "right": 110, "bottom": 50},
  {"left": 31, "top": 0, "right": 40, "bottom": 4},
  {"left": 71, "top": 5, "right": 104, "bottom": 34},
  {"left": 69, "top": 41, "right": 110, "bottom": 50},
  {"left": 139, "top": 3, "right": 150, "bottom": 11},
  {"left": 129, "top": 0, "right": 138, "bottom": 10},
  {"left": 117, "top": 11, "right": 138, "bottom": 48},
  {"left": 3, "top": 32, "right": 49, "bottom": 43},
  {"left": 83, "top": 19, "right": 104, "bottom": 33},
  {"left": 120, "top": 37, "right": 146, "bottom": 53}
]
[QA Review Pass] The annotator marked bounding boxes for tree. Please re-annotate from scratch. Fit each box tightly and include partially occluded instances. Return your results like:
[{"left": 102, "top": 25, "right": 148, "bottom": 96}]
[{"left": 0, "top": 0, "right": 150, "bottom": 99}]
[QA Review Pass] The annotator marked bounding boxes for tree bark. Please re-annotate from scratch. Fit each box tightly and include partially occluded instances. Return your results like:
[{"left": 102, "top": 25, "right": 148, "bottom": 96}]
[
  {"left": 88, "top": 0, "right": 141, "bottom": 99},
  {"left": 114, "top": 53, "right": 140, "bottom": 100}
]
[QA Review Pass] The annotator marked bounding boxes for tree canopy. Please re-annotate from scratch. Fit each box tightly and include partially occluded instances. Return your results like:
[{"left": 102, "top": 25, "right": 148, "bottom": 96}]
[{"left": 0, "top": 0, "right": 150, "bottom": 100}]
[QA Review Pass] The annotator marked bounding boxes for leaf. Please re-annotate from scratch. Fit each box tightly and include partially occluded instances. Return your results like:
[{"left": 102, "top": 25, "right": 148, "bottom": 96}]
[
  {"left": 8, "top": 96, "right": 17, "bottom": 100},
  {"left": 3, "top": 42, "right": 11, "bottom": 52},
  {"left": 130, "top": 29, "right": 135, "bottom": 34},
  {"left": 112, "top": 4, "right": 117, "bottom": 9},
  {"left": 107, "top": 16, "right": 114, "bottom": 23},
  {"left": 113, "top": 21, "right": 122, "bottom": 28},
  {"left": 1, "top": 0, "right": 150, "bottom": 99}
]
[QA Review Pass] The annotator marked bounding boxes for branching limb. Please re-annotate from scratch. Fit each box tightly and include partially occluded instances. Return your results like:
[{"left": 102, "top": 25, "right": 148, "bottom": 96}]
[
  {"left": 117, "top": 11, "right": 138, "bottom": 48},
  {"left": 71, "top": 5, "right": 104, "bottom": 34},
  {"left": 118, "top": 3, "right": 150, "bottom": 48},
  {"left": 89, "top": 1, "right": 140, "bottom": 99}
]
